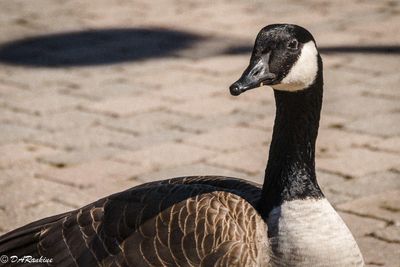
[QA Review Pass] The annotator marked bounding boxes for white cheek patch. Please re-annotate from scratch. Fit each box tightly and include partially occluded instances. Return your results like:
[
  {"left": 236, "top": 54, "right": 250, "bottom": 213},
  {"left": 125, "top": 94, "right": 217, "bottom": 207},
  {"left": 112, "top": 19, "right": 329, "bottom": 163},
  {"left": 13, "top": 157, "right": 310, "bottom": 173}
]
[{"left": 272, "top": 41, "right": 318, "bottom": 92}]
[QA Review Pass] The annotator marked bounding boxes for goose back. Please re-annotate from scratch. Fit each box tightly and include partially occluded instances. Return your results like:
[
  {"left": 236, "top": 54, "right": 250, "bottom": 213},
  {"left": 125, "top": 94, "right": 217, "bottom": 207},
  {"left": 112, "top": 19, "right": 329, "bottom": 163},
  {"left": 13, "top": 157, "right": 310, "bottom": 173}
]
[{"left": 0, "top": 176, "right": 269, "bottom": 267}]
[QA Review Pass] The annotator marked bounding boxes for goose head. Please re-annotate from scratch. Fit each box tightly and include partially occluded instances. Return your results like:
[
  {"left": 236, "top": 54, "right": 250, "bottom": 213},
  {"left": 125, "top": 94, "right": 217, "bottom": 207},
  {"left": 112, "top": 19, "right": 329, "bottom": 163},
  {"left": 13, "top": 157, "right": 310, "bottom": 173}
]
[{"left": 230, "top": 24, "right": 320, "bottom": 95}]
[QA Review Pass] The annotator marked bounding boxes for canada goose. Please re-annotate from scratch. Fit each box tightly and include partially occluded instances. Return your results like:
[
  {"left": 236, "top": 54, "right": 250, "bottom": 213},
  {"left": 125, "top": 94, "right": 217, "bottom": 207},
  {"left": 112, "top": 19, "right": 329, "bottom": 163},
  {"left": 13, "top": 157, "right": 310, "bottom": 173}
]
[{"left": 0, "top": 24, "right": 364, "bottom": 266}]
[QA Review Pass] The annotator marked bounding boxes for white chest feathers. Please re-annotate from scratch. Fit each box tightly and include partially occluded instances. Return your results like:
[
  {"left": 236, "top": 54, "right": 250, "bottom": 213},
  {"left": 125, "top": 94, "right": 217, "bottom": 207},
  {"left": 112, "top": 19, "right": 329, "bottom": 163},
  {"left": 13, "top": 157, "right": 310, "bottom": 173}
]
[
  {"left": 267, "top": 198, "right": 364, "bottom": 267},
  {"left": 272, "top": 41, "right": 318, "bottom": 92}
]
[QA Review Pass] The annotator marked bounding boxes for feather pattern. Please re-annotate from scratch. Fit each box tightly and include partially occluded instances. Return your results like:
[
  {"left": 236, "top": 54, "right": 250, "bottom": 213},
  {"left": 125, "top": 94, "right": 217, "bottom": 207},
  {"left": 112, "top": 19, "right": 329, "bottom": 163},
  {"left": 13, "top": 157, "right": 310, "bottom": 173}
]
[{"left": 0, "top": 176, "right": 268, "bottom": 267}]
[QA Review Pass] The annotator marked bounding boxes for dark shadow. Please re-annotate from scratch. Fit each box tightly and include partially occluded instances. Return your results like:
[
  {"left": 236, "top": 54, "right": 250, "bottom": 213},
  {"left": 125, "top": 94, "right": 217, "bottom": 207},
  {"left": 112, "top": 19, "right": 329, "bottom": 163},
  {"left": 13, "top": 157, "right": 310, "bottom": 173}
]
[
  {"left": 0, "top": 28, "right": 203, "bottom": 67},
  {"left": 223, "top": 45, "right": 252, "bottom": 55},
  {"left": 1, "top": 28, "right": 398, "bottom": 68},
  {"left": 223, "top": 44, "right": 400, "bottom": 55},
  {"left": 319, "top": 45, "right": 400, "bottom": 54}
]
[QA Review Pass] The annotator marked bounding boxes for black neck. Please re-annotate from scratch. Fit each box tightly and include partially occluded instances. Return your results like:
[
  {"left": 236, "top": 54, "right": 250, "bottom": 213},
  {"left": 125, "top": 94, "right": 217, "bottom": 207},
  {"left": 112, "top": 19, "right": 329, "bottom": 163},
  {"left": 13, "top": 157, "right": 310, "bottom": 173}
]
[{"left": 259, "top": 56, "right": 324, "bottom": 216}]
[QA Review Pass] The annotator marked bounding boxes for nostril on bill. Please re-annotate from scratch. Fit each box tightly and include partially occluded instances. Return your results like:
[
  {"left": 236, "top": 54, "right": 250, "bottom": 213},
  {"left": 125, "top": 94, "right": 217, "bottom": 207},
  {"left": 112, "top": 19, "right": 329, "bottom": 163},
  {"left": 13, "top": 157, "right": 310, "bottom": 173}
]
[{"left": 252, "top": 69, "right": 261, "bottom": 77}]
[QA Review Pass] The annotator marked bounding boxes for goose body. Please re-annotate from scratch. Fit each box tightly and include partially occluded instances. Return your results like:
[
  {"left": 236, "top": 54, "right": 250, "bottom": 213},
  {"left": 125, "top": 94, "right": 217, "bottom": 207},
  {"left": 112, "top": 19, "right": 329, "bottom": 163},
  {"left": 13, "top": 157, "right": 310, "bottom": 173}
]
[
  {"left": 0, "top": 24, "right": 364, "bottom": 266},
  {"left": 0, "top": 177, "right": 268, "bottom": 266}
]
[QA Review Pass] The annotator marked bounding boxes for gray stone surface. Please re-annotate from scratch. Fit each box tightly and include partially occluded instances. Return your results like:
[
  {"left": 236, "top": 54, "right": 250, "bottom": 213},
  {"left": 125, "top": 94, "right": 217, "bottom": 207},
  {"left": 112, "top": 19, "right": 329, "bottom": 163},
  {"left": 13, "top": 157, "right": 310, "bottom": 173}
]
[{"left": 347, "top": 113, "right": 400, "bottom": 137}]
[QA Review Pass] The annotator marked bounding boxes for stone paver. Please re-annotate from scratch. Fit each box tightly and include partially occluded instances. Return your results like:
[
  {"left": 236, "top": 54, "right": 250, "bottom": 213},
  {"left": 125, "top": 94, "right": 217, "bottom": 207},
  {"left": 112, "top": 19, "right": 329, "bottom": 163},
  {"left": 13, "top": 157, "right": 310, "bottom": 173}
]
[
  {"left": 317, "top": 148, "right": 400, "bottom": 178},
  {"left": 22, "top": 110, "right": 105, "bottom": 132},
  {"left": 30, "top": 126, "right": 140, "bottom": 150},
  {"left": 183, "top": 126, "right": 267, "bottom": 152},
  {"left": 347, "top": 113, "right": 400, "bottom": 137},
  {"left": 338, "top": 212, "right": 386, "bottom": 238},
  {"left": 316, "top": 128, "right": 382, "bottom": 157},
  {"left": 370, "top": 136, "right": 400, "bottom": 153},
  {"left": 372, "top": 224, "right": 400, "bottom": 244},
  {"left": 0, "top": 142, "right": 58, "bottom": 168},
  {"left": 0, "top": 123, "right": 45, "bottom": 145},
  {"left": 113, "top": 142, "right": 216, "bottom": 170},
  {"left": 138, "top": 162, "right": 257, "bottom": 183},
  {"left": 2, "top": 93, "right": 88, "bottom": 115},
  {"left": 357, "top": 237, "right": 400, "bottom": 267},
  {"left": 0, "top": 0, "right": 399, "bottom": 264},
  {"left": 101, "top": 110, "right": 189, "bottom": 135},
  {"left": 323, "top": 95, "right": 399, "bottom": 118},
  {"left": 169, "top": 97, "right": 239, "bottom": 117},
  {"left": 35, "top": 159, "right": 143, "bottom": 188},
  {"left": 326, "top": 171, "right": 400, "bottom": 199},
  {"left": 168, "top": 111, "right": 259, "bottom": 134},
  {"left": 317, "top": 171, "right": 354, "bottom": 206},
  {"left": 83, "top": 95, "right": 166, "bottom": 117},
  {"left": 338, "top": 190, "right": 400, "bottom": 224},
  {"left": 206, "top": 146, "right": 268, "bottom": 178},
  {"left": 37, "top": 146, "right": 123, "bottom": 167}
]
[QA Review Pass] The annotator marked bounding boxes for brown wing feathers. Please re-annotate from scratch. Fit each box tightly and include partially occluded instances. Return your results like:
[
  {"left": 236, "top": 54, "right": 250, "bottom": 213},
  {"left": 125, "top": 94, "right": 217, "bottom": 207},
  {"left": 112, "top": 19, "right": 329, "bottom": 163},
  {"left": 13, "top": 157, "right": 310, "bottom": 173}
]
[{"left": 0, "top": 176, "right": 265, "bottom": 267}]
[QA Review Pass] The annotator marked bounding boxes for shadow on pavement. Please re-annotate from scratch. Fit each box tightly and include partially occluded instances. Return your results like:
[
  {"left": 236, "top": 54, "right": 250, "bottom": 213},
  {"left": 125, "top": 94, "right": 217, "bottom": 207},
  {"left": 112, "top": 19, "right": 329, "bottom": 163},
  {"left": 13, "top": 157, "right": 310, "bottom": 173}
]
[
  {"left": 0, "top": 28, "right": 203, "bottom": 67},
  {"left": 319, "top": 45, "right": 400, "bottom": 54},
  {"left": 223, "top": 44, "right": 400, "bottom": 55},
  {"left": 0, "top": 27, "right": 398, "bottom": 68}
]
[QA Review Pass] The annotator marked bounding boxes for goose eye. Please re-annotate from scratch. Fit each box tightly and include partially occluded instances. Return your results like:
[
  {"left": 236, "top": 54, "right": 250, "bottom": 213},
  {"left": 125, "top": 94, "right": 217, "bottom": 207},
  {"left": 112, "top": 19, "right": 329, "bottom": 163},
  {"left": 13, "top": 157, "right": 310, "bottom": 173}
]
[{"left": 287, "top": 39, "right": 298, "bottom": 50}]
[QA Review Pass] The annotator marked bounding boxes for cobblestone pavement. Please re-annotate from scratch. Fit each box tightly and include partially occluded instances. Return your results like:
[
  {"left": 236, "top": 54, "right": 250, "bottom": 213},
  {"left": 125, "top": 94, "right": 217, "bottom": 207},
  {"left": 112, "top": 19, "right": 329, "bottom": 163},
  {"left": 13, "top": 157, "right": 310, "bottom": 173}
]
[{"left": 0, "top": 0, "right": 399, "bottom": 265}]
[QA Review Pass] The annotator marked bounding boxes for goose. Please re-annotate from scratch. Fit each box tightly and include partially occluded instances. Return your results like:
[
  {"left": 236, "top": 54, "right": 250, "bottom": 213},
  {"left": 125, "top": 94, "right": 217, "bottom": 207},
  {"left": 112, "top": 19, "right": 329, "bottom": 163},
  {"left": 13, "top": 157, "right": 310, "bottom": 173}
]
[{"left": 0, "top": 24, "right": 364, "bottom": 266}]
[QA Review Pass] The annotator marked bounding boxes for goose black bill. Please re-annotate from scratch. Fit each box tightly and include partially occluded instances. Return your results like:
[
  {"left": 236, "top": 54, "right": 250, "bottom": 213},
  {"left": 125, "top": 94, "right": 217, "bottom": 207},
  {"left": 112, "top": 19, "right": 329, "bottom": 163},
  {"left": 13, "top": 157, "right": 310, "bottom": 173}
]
[{"left": 229, "top": 55, "right": 276, "bottom": 96}]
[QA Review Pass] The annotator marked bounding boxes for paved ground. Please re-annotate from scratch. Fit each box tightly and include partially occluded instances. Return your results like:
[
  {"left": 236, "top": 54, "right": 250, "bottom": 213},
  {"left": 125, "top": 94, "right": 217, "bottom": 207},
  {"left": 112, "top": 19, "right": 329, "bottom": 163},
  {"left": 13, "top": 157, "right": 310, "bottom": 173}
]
[{"left": 0, "top": 0, "right": 399, "bottom": 265}]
